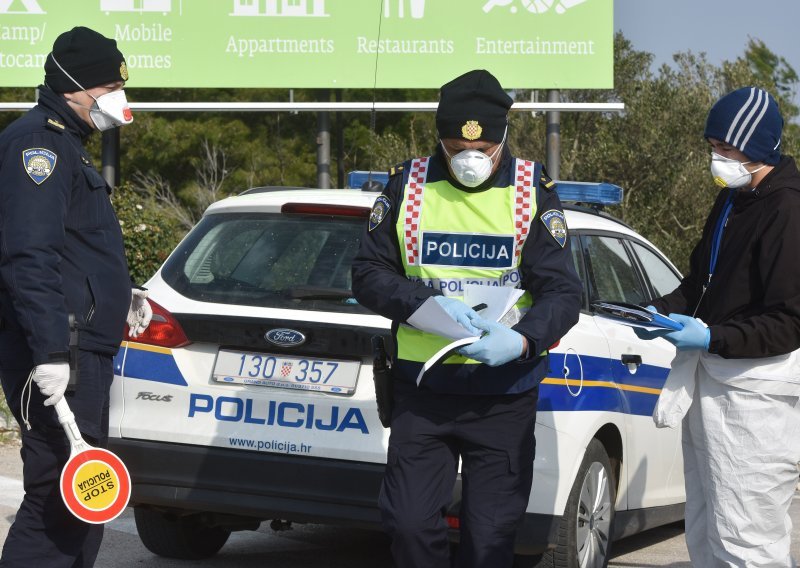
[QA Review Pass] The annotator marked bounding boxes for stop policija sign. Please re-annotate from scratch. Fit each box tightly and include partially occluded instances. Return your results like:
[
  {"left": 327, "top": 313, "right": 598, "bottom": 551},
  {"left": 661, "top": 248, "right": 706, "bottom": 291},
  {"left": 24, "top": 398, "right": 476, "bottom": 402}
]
[{"left": 59, "top": 447, "right": 131, "bottom": 524}]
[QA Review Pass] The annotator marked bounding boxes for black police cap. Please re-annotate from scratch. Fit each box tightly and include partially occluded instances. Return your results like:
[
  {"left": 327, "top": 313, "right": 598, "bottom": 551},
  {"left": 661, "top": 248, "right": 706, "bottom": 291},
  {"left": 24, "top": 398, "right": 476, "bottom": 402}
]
[
  {"left": 436, "top": 69, "right": 513, "bottom": 143},
  {"left": 44, "top": 26, "right": 128, "bottom": 93}
]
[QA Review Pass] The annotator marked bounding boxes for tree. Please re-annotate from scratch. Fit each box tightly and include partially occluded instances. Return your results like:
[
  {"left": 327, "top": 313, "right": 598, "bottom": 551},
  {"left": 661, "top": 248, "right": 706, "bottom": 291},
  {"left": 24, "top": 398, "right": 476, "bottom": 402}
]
[
  {"left": 743, "top": 37, "right": 798, "bottom": 116},
  {"left": 512, "top": 33, "right": 798, "bottom": 273}
]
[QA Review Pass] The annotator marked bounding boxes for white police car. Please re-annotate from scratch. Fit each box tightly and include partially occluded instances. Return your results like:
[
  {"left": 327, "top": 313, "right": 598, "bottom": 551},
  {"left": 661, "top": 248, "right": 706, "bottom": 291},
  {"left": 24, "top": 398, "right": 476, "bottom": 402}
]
[{"left": 108, "top": 176, "right": 685, "bottom": 567}]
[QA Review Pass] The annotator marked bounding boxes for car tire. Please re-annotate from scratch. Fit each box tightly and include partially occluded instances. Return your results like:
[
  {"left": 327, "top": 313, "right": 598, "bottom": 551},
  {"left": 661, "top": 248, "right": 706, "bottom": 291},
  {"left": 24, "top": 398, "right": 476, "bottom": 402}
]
[
  {"left": 134, "top": 507, "right": 231, "bottom": 560},
  {"left": 515, "top": 438, "right": 616, "bottom": 568}
]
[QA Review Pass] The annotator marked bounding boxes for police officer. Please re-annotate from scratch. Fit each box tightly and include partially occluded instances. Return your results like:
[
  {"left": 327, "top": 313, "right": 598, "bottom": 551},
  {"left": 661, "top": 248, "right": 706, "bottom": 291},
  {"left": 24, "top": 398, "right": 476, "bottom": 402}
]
[
  {"left": 638, "top": 87, "right": 800, "bottom": 567},
  {"left": 0, "top": 27, "right": 150, "bottom": 567},
  {"left": 352, "top": 69, "right": 582, "bottom": 567}
]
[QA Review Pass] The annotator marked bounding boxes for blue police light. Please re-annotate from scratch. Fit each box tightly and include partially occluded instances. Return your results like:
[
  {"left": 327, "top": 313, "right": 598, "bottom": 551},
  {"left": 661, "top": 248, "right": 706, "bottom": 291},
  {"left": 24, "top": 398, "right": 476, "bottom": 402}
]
[
  {"left": 344, "top": 172, "right": 623, "bottom": 205},
  {"left": 554, "top": 181, "right": 623, "bottom": 206},
  {"left": 346, "top": 171, "right": 389, "bottom": 191}
]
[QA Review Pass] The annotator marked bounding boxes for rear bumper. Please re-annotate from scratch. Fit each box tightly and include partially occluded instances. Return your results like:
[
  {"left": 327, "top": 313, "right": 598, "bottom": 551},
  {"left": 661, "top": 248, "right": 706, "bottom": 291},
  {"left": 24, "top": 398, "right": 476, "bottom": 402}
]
[
  {"left": 109, "top": 438, "right": 558, "bottom": 553},
  {"left": 109, "top": 438, "right": 386, "bottom": 528}
]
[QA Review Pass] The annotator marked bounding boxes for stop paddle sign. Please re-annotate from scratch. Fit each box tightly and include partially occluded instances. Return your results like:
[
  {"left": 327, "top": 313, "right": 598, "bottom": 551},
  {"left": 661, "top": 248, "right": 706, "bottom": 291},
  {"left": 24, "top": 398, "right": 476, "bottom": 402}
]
[{"left": 54, "top": 399, "right": 131, "bottom": 524}]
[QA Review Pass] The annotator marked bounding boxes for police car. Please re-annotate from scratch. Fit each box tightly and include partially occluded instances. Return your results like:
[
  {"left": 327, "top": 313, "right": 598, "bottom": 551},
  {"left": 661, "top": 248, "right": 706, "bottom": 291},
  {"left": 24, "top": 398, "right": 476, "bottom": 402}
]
[{"left": 108, "top": 174, "right": 685, "bottom": 567}]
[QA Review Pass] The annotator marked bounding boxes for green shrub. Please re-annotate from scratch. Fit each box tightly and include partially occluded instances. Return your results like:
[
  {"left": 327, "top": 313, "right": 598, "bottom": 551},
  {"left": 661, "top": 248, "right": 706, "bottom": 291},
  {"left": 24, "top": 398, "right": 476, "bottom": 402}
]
[{"left": 113, "top": 183, "right": 187, "bottom": 285}]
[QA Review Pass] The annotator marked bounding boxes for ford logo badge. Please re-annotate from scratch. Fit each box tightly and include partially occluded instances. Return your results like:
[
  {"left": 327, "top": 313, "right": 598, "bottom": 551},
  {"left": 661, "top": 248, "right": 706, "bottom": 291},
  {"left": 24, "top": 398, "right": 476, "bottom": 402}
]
[{"left": 265, "top": 328, "right": 306, "bottom": 347}]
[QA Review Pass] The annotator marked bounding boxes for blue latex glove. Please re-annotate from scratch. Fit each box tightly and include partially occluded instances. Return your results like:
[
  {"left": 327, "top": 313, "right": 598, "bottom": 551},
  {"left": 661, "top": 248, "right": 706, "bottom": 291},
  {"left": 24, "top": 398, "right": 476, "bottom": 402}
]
[
  {"left": 457, "top": 317, "right": 524, "bottom": 367},
  {"left": 434, "top": 296, "right": 481, "bottom": 335},
  {"left": 634, "top": 313, "right": 709, "bottom": 350},
  {"left": 662, "top": 314, "right": 710, "bottom": 350},
  {"left": 644, "top": 305, "right": 657, "bottom": 313}
]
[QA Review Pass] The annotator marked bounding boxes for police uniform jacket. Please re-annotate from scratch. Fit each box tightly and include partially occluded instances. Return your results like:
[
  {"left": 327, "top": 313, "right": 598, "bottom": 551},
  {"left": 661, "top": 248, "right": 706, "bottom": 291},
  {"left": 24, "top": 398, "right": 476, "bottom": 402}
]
[
  {"left": 352, "top": 146, "right": 582, "bottom": 394},
  {"left": 0, "top": 86, "right": 131, "bottom": 367},
  {"left": 652, "top": 155, "right": 800, "bottom": 359}
]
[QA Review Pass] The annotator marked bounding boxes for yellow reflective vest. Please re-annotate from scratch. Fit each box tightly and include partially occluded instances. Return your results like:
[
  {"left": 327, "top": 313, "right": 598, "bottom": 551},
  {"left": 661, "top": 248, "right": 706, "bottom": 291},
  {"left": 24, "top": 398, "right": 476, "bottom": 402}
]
[{"left": 394, "top": 156, "right": 540, "bottom": 383}]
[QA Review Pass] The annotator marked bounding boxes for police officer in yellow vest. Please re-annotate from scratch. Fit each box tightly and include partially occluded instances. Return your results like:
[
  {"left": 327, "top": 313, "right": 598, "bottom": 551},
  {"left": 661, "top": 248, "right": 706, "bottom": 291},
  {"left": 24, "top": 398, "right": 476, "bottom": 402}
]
[{"left": 352, "top": 69, "right": 582, "bottom": 567}]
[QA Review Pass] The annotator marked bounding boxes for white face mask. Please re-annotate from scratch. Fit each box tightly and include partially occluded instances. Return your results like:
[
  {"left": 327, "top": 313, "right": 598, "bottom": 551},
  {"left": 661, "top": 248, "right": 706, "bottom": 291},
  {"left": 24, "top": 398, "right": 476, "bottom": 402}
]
[
  {"left": 709, "top": 152, "right": 764, "bottom": 189},
  {"left": 442, "top": 136, "right": 505, "bottom": 188},
  {"left": 49, "top": 53, "right": 133, "bottom": 131},
  {"left": 88, "top": 89, "right": 133, "bottom": 131}
]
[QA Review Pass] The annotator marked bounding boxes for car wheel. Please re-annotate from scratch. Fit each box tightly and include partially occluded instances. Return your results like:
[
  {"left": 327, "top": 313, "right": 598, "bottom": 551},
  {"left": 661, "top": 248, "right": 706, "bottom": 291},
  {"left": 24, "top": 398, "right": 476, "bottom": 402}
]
[
  {"left": 134, "top": 507, "right": 231, "bottom": 560},
  {"left": 517, "top": 439, "right": 616, "bottom": 568}
]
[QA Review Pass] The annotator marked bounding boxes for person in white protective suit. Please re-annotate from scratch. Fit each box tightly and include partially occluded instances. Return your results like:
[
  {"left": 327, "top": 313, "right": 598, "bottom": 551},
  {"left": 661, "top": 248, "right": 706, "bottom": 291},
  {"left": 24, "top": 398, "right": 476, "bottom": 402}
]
[{"left": 636, "top": 86, "right": 800, "bottom": 567}]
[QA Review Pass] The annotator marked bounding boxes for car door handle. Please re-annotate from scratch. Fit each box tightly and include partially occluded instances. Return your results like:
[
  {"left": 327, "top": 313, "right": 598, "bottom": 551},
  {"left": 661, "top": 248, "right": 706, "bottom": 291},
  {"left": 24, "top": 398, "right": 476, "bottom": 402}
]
[{"left": 621, "top": 354, "right": 642, "bottom": 374}]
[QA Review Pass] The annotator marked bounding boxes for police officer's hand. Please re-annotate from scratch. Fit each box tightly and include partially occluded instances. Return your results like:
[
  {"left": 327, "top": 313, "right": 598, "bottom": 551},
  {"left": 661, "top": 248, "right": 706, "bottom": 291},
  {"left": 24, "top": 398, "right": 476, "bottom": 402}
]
[
  {"left": 127, "top": 288, "right": 153, "bottom": 338},
  {"left": 32, "top": 362, "right": 70, "bottom": 406},
  {"left": 434, "top": 296, "right": 481, "bottom": 335},
  {"left": 457, "top": 318, "right": 525, "bottom": 367}
]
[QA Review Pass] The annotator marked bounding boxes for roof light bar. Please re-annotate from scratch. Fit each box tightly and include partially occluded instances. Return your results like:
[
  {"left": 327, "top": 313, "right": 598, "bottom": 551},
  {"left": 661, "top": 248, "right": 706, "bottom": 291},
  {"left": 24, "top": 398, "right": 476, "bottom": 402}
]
[
  {"left": 554, "top": 181, "right": 623, "bottom": 206},
  {"left": 346, "top": 171, "right": 623, "bottom": 206},
  {"left": 347, "top": 171, "right": 389, "bottom": 191}
]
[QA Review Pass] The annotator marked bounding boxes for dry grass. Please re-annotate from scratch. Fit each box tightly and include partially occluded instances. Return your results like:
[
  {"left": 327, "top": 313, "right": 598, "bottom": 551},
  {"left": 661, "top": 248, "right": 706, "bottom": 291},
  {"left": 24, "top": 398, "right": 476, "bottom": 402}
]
[{"left": 0, "top": 393, "right": 20, "bottom": 444}]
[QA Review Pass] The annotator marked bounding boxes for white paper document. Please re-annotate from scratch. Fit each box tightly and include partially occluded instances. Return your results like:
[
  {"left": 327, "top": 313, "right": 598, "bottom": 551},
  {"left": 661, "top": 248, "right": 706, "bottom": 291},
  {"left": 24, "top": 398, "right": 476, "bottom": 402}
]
[{"left": 406, "top": 285, "right": 525, "bottom": 385}]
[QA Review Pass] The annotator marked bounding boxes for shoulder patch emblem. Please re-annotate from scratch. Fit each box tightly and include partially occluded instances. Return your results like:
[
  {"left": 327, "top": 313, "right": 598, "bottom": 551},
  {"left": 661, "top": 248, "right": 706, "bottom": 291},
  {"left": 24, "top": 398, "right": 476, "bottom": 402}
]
[
  {"left": 22, "top": 148, "right": 57, "bottom": 185},
  {"left": 541, "top": 209, "right": 567, "bottom": 248},
  {"left": 369, "top": 195, "right": 391, "bottom": 232}
]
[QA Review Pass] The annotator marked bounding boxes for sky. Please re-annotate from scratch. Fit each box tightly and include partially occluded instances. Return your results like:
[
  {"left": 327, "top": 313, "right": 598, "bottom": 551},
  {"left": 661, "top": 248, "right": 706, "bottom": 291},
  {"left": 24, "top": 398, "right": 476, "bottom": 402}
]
[{"left": 614, "top": 0, "right": 800, "bottom": 121}]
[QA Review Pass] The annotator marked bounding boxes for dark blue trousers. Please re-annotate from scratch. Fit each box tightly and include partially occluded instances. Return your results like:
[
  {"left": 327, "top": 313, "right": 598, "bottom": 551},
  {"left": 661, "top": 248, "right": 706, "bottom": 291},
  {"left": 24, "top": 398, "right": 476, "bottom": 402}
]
[
  {"left": 379, "top": 380, "right": 538, "bottom": 568},
  {"left": 0, "top": 327, "right": 112, "bottom": 568}
]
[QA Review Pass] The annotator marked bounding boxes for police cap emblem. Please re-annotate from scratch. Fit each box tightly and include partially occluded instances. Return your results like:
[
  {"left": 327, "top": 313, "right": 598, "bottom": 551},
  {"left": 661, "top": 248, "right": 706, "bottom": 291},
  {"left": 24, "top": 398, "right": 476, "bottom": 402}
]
[
  {"left": 22, "top": 148, "right": 57, "bottom": 185},
  {"left": 541, "top": 209, "right": 567, "bottom": 248},
  {"left": 369, "top": 195, "right": 391, "bottom": 232},
  {"left": 461, "top": 120, "right": 482, "bottom": 141},
  {"left": 120, "top": 61, "right": 129, "bottom": 81}
]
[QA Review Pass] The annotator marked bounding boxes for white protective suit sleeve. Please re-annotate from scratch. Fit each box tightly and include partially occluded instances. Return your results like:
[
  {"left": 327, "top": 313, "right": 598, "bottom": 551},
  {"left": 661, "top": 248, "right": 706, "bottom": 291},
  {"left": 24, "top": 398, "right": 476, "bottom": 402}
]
[{"left": 652, "top": 349, "right": 701, "bottom": 429}]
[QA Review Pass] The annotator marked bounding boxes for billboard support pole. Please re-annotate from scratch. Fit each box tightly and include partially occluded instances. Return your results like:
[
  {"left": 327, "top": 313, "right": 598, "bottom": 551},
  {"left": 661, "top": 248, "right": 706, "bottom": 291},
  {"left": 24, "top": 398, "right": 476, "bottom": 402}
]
[
  {"left": 336, "top": 89, "right": 345, "bottom": 189},
  {"left": 101, "top": 127, "right": 120, "bottom": 188},
  {"left": 546, "top": 89, "right": 561, "bottom": 180},
  {"left": 316, "top": 90, "right": 331, "bottom": 189}
]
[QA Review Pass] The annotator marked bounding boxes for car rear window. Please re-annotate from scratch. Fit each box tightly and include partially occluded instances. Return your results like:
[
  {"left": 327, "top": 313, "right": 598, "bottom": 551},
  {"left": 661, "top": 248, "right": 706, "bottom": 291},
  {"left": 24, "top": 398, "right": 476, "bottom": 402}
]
[{"left": 160, "top": 212, "right": 372, "bottom": 314}]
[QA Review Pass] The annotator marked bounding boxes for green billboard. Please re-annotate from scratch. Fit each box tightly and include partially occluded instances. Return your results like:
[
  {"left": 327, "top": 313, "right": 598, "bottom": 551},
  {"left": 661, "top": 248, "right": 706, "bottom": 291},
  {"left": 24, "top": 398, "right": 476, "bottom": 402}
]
[{"left": 0, "top": 0, "right": 613, "bottom": 89}]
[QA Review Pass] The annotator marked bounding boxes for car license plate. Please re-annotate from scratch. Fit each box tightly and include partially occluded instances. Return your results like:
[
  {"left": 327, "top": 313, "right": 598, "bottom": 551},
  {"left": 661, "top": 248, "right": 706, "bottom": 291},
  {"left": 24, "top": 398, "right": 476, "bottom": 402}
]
[{"left": 213, "top": 350, "right": 360, "bottom": 394}]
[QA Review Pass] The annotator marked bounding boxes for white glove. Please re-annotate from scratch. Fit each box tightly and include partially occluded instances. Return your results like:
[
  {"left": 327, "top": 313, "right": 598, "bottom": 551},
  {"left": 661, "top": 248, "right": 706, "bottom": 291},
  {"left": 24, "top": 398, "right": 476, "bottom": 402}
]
[
  {"left": 32, "top": 362, "right": 70, "bottom": 406},
  {"left": 127, "top": 288, "right": 153, "bottom": 338}
]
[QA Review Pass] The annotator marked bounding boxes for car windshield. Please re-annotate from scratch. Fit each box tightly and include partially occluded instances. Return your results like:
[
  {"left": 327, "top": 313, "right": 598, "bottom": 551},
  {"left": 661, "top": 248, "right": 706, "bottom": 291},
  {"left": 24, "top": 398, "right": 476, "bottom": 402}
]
[{"left": 160, "top": 212, "right": 371, "bottom": 314}]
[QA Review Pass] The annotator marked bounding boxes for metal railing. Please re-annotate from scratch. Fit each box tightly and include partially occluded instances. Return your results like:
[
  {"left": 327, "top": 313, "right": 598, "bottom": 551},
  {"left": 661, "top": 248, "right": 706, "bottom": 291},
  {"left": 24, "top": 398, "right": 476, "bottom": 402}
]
[{"left": 0, "top": 101, "right": 624, "bottom": 112}]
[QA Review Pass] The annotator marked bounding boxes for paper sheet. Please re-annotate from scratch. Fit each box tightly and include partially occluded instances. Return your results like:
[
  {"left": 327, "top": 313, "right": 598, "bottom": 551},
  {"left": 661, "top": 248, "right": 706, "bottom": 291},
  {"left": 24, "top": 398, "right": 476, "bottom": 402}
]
[
  {"left": 406, "top": 285, "right": 525, "bottom": 385},
  {"left": 406, "top": 285, "right": 524, "bottom": 340},
  {"left": 415, "top": 337, "right": 478, "bottom": 386}
]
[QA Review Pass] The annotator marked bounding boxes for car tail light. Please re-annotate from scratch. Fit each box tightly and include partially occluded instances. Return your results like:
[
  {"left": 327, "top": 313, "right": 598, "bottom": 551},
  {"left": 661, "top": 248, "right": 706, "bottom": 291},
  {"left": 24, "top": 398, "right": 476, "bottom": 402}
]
[
  {"left": 281, "top": 203, "right": 371, "bottom": 217},
  {"left": 124, "top": 299, "right": 190, "bottom": 348}
]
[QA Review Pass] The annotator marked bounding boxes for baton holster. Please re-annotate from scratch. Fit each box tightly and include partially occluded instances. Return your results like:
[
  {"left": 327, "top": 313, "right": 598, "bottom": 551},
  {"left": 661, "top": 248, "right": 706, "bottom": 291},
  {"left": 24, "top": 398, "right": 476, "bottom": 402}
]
[
  {"left": 67, "top": 313, "right": 79, "bottom": 393},
  {"left": 371, "top": 336, "right": 394, "bottom": 428}
]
